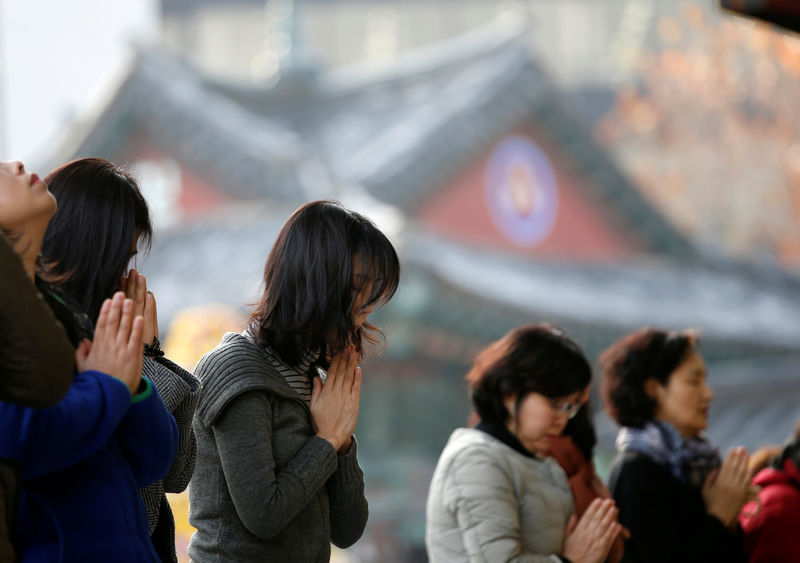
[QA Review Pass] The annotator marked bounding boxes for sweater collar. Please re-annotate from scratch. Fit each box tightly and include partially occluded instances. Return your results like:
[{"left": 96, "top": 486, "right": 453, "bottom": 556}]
[{"left": 243, "top": 328, "right": 319, "bottom": 378}]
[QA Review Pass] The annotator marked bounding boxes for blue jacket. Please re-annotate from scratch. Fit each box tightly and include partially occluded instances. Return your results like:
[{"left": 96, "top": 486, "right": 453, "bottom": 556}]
[{"left": 0, "top": 370, "right": 178, "bottom": 562}]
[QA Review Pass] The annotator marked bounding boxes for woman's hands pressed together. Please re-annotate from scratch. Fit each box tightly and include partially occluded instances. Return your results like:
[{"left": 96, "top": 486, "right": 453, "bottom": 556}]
[
  {"left": 120, "top": 267, "right": 158, "bottom": 347},
  {"left": 75, "top": 292, "right": 144, "bottom": 395},
  {"left": 563, "top": 498, "right": 626, "bottom": 563},
  {"left": 702, "top": 446, "right": 751, "bottom": 527},
  {"left": 310, "top": 346, "right": 362, "bottom": 454}
]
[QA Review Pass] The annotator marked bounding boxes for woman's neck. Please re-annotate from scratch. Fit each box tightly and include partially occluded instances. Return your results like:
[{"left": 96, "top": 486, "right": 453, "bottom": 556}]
[
  {"left": 653, "top": 416, "right": 697, "bottom": 441},
  {"left": 13, "top": 233, "right": 41, "bottom": 281}
]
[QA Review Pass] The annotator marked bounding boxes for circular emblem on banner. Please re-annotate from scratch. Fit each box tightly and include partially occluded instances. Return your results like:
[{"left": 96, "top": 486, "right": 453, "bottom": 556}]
[{"left": 484, "top": 136, "right": 559, "bottom": 247}]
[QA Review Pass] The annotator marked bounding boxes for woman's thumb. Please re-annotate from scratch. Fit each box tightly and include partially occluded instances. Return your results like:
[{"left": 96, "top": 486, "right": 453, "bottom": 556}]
[
  {"left": 703, "top": 467, "right": 719, "bottom": 493},
  {"left": 74, "top": 339, "right": 92, "bottom": 371},
  {"left": 565, "top": 514, "right": 577, "bottom": 536},
  {"left": 310, "top": 375, "right": 323, "bottom": 405}
]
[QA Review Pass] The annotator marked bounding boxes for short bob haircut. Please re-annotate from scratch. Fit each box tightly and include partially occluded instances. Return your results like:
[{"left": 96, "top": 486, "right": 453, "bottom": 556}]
[
  {"left": 248, "top": 200, "right": 400, "bottom": 367},
  {"left": 41, "top": 158, "right": 152, "bottom": 323},
  {"left": 466, "top": 324, "right": 592, "bottom": 427},
  {"left": 600, "top": 327, "right": 697, "bottom": 428}
]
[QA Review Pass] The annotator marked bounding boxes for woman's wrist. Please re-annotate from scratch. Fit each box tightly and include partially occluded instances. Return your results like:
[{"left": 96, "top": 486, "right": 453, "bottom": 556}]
[
  {"left": 337, "top": 436, "right": 353, "bottom": 455},
  {"left": 317, "top": 434, "right": 341, "bottom": 452},
  {"left": 143, "top": 336, "right": 164, "bottom": 358},
  {"left": 130, "top": 377, "right": 153, "bottom": 403},
  {"left": 706, "top": 503, "right": 736, "bottom": 527}
]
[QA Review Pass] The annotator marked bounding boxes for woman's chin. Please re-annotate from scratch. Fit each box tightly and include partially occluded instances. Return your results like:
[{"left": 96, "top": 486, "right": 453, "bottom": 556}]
[{"left": 529, "top": 435, "right": 553, "bottom": 456}]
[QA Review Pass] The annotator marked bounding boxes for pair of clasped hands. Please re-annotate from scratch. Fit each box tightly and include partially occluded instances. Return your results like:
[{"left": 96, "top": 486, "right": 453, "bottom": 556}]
[
  {"left": 562, "top": 446, "right": 753, "bottom": 563},
  {"left": 310, "top": 346, "right": 362, "bottom": 455},
  {"left": 73, "top": 269, "right": 158, "bottom": 396}
]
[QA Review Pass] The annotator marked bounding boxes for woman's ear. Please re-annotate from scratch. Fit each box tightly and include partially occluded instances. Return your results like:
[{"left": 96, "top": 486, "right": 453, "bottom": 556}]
[
  {"left": 644, "top": 378, "right": 661, "bottom": 401},
  {"left": 502, "top": 393, "right": 517, "bottom": 419}
]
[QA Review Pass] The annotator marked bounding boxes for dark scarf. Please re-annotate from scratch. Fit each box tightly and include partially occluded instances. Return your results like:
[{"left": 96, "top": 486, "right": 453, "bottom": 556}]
[
  {"left": 34, "top": 279, "right": 93, "bottom": 346},
  {"left": 617, "top": 420, "right": 720, "bottom": 489},
  {"left": 475, "top": 420, "right": 542, "bottom": 460}
]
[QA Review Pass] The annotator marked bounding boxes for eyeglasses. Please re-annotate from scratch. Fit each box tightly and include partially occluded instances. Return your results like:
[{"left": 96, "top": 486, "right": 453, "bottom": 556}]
[{"left": 548, "top": 398, "right": 583, "bottom": 420}]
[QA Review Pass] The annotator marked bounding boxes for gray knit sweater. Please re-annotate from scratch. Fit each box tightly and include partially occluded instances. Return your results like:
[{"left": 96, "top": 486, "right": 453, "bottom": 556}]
[
  {"left": 140, "top": 355, "right": 201, "bottom": 562},
  {"left": 188, "top": 332, "right": 369, "bottom": 562}
]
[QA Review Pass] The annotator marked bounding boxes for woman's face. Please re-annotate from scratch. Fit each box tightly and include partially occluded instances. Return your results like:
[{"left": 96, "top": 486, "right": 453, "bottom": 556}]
[
  {"left": 128, "top": 228, "right": 141, "bottom": 265},
  {"left": 503, "top": 390, "right": 582, "bottom": 455},
  {"left": 351, "top": 260, "right": 376, "bottom": 330},
  {"left": 652, "top": 348, "right": 713, "bottom": 439},
  {"left": 0, "top": 160, "right": 57, "bottom": 235}
]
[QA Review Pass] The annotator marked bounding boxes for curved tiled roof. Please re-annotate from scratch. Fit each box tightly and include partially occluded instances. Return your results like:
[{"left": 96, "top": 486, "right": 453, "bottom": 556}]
[{"left": 56, "top": 19, "right": 695, "bottom": 258}]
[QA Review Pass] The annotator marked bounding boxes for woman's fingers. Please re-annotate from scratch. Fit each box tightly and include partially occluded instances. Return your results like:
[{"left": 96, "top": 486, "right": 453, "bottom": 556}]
[
  {"left": 326, "top": 351, "right": 342, "bottom": 390},
  {"left": 125, "top": 269, "right": 137, "bottom": 300},
  {"left": 134, "top": 272, "right": 146, "bottom": 316},
  {"left": 93, "top": 297, "right": 112, "bottom": 342},
  {"left": 144, "top": 290, "right": 158, "bottom": 340},
  {"left": 703, "top": 467, "right": 719, "bottom": 494},
  {"left": 599, "top": 502, "right": 618, "bottom": 532},
  {"left": 343, "top": 346, "right": 357, "bottom": 389},
  {"left": 601, "top": 522, "right": 624, "bottom": 549},
  {"left": 328, "top": 346, "right": 356, "bottom": 392},
  {"left": 581, "top": 497, "right": 605, "bottom": 525},
  {"left": 352, "top": 366, "right": 362, "bottom": 398},
  {"left": 129, "top": 316, "right": 145, "bottom": 381},
  {"left": 590, "top": 501, "right": 621, "bottom": 557},
  {"left": 583, "top": 499, "right": 616, "bottom": 537},
  {"left": 115, "top": 298, "right": 135, "bottom": 347},
  {"left": 74, "top": 339, "right": 92, "bottom": 372},
  {"left": 564, "top": 514, "right": 577, "bottom": 537},
  {"left": 590, "top": 500, "right": 614, "bottom": 533},
  {"left": 105, "top": 292, "right": 125, "bottom": 338},
  {"left": 129, "top": 315, "right": 144, "bottom": 352},
  {"left": 720, "top": 447, "right": 749, "bottom": 486},
  {"left": 733, "top": 448, "right": 750, "bottom": 476},
  {"left": 310, "top": 375, "right": 323, "bottom": 407}
]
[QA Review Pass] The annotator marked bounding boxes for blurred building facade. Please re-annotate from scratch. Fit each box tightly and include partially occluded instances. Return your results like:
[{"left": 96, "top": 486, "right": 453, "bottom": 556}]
[{"left": 153, "top": 0, "right": 800, "bottom": 270}]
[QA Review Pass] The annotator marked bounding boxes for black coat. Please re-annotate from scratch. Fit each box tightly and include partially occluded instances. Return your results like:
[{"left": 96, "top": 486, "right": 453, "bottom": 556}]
[{"left": 608, "top": 450, "right": 746, "bottom": 563}]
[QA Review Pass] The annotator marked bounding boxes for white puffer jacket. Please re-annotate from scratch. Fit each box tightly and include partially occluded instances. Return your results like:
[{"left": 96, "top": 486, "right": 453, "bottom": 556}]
[{"left": 426, "top": 427, "right": 573, "bottom": 563}]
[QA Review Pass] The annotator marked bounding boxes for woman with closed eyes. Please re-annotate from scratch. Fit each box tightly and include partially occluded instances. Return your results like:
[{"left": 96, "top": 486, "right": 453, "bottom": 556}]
[{"left": 426, "top": 324, "right": 624, "bottom": 563}]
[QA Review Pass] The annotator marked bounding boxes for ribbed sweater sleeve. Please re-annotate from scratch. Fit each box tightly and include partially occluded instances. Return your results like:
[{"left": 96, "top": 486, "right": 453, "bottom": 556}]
[
  {"left": 213, "top": 390, "right": 339, "bottom": 539},
  {"left": 139, "top": 355, "right": 201, "bottom": 535},
  {"left": 143, "top": 355, "right": 200, "bottom": 492},
  {"left": 327, "top": 437, "right": 369, "bottom": 548}
]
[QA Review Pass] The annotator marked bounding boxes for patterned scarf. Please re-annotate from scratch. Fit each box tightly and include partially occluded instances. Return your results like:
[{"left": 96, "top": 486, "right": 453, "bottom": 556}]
[{"left": 616, "top": 420, "right": 720, "bottom": 489}]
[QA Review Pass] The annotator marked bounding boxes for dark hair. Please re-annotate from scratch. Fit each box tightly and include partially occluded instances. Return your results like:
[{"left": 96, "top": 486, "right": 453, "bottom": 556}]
[
  {"left": 600, "top": 327, "right": 697, "bottom": 428},
  {"left": 248, "top": 200, "right": 400, "bottom": 366},
  {"left": 562, "top": 401, "right": 597, "bottom": 461},
  {"left": 466, "top": 324, "right": 592, "bottom": 427},
  {"left": 771, "top": 418, "right": 800, "bottom": 471},
  {"left": 40, "top": 158, "right": 152, "bottom": 322}
]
